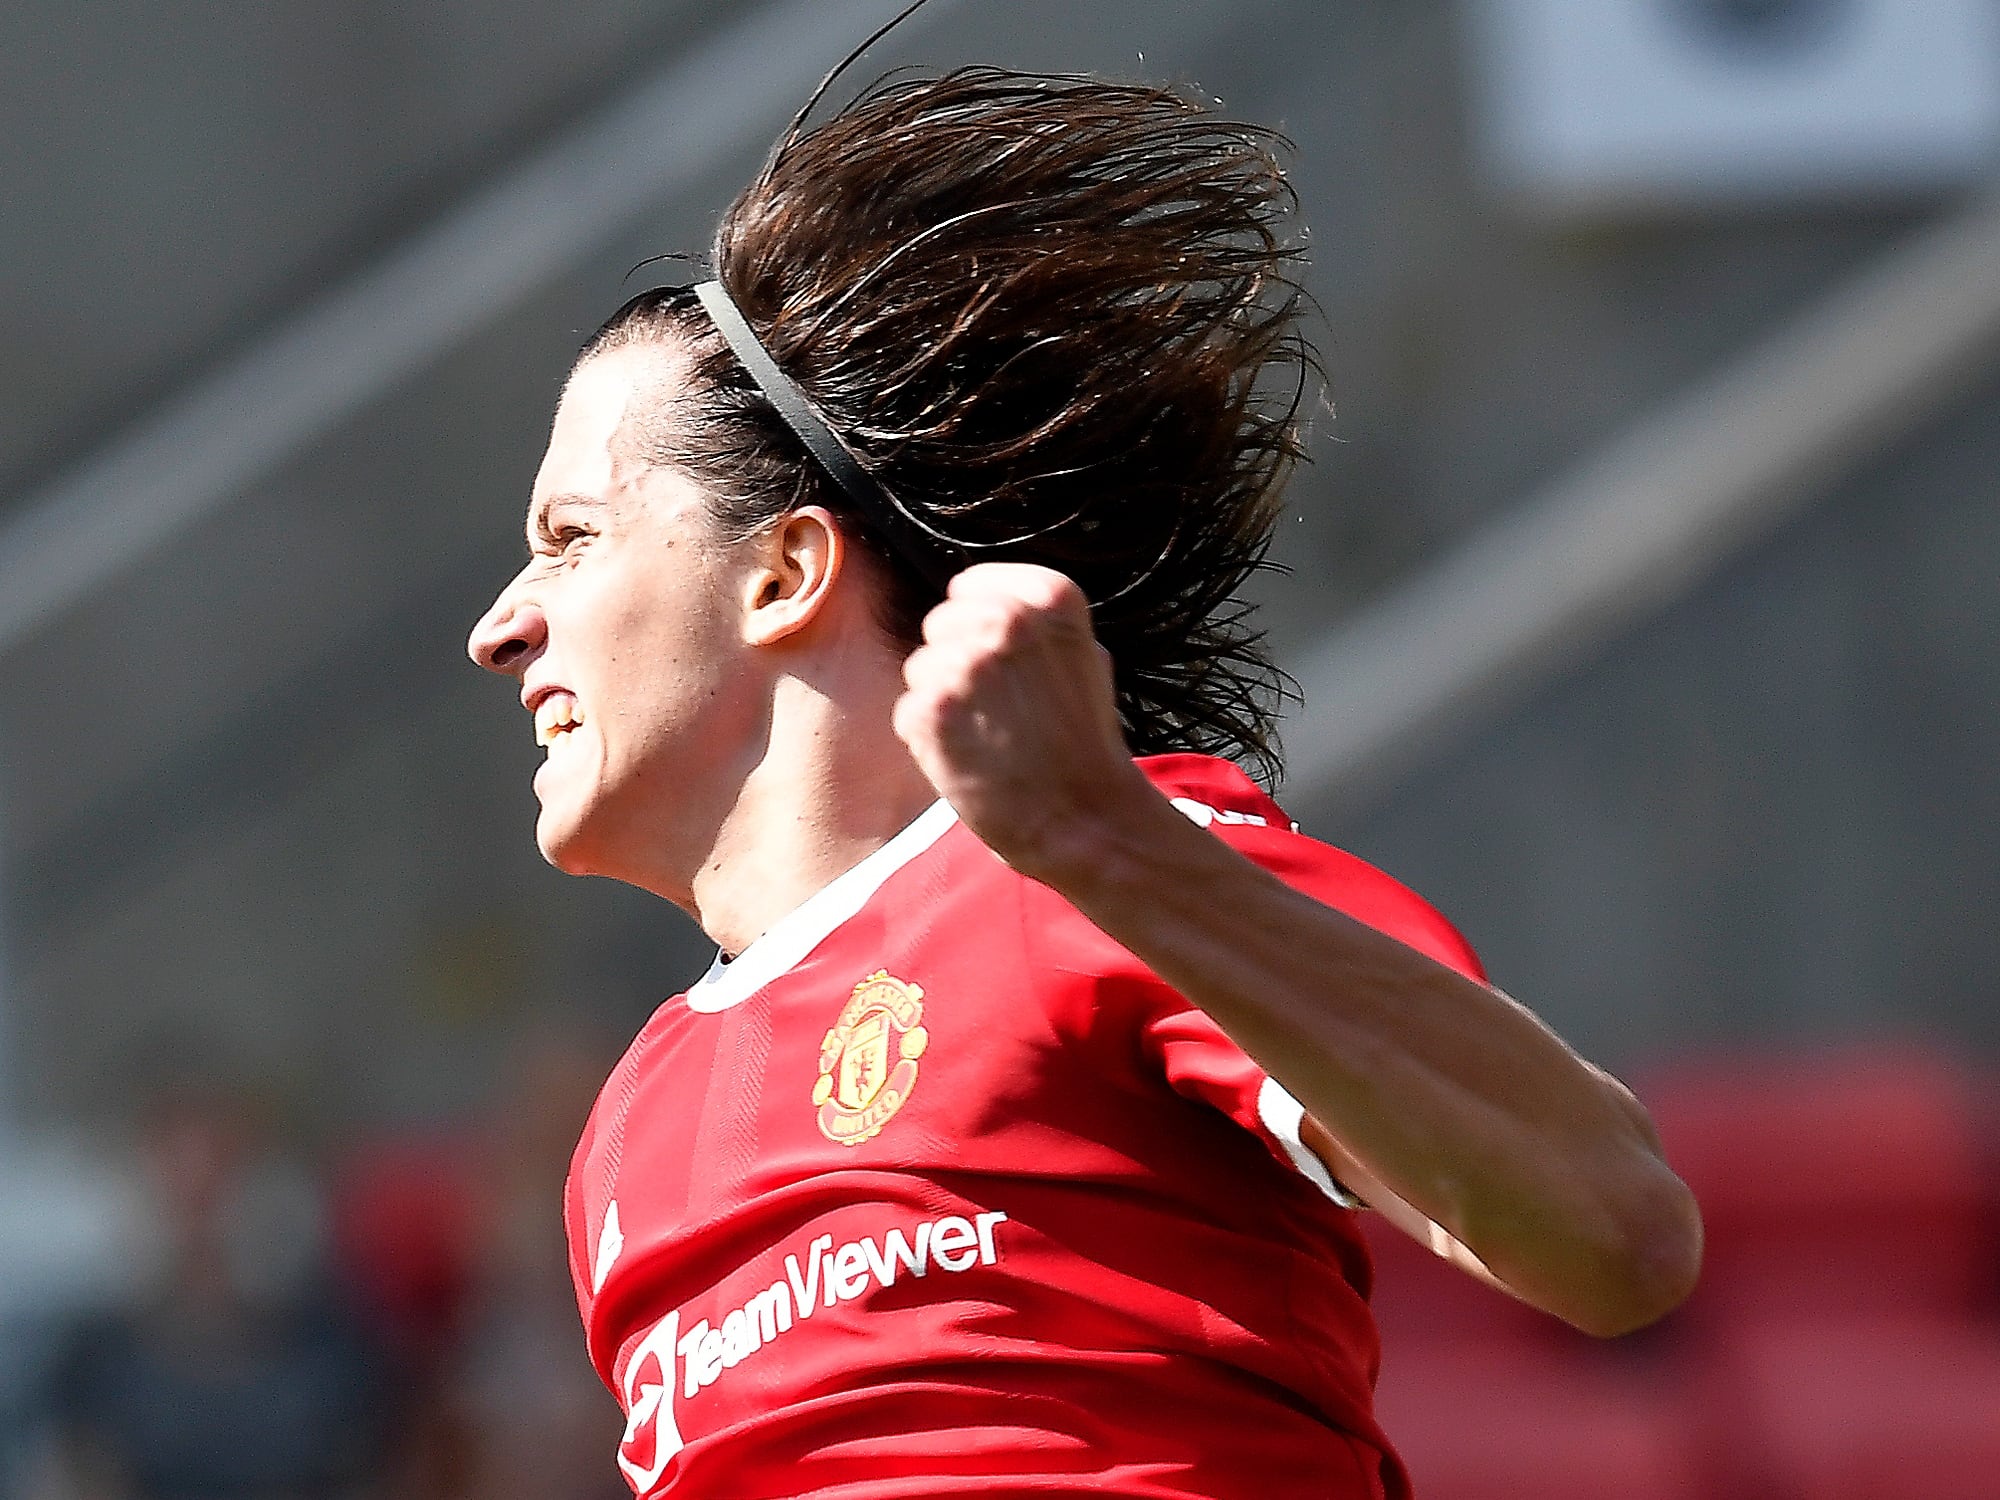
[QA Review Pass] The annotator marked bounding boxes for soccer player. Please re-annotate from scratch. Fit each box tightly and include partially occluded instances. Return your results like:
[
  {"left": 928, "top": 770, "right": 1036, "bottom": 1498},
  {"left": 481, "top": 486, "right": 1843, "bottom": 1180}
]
[{"left": 467, "top": 65, "right": 1701, "bottom": 1500}]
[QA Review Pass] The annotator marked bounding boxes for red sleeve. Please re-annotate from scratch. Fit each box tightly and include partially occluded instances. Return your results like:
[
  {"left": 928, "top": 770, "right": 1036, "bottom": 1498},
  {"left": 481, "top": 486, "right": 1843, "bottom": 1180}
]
[{"left": 1123, "top": 765, "right": 1487, "bottom": 1204}]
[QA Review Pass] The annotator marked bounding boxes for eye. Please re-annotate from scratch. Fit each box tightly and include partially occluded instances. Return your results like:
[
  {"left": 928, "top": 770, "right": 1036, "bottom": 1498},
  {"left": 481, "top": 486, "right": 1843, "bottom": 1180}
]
[{"left": 534, "top": 521, "right": 592, "bottom": 557}]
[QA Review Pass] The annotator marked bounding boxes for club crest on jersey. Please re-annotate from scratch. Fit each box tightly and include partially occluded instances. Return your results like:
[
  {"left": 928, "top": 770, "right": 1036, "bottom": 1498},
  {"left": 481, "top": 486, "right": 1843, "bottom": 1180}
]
[{"left": 813, "top": 971, "right": 927, "bottom": 1145}]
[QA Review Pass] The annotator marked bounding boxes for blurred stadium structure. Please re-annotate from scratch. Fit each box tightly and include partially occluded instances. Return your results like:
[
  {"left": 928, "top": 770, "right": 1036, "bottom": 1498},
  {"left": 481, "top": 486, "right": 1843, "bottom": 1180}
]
[{"left": 1, "top": 1, "right": 1997, "bottom": 1496}]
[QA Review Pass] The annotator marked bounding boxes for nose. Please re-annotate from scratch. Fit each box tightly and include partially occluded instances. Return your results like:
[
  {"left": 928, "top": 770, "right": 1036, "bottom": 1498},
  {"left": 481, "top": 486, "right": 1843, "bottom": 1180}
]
[{"left": 468, "top": 578, "right": 547, "bottom": 676}]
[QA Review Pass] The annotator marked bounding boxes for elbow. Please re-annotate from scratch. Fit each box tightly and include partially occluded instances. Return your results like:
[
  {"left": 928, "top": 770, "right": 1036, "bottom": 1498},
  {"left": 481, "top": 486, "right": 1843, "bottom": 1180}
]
[{"left": 1570, "top": 1162, "right": 1704, "bottom": 1339}]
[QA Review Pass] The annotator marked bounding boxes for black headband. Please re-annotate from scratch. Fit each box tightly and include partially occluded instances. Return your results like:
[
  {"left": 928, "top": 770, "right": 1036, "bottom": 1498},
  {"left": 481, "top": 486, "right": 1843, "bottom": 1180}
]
[{"left": 695, "top": 280, "right": 963, "bottom": 591}]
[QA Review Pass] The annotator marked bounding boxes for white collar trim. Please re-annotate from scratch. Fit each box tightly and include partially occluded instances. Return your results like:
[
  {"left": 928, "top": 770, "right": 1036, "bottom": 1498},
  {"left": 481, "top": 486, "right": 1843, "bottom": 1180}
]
[{"left": 684, "top": 800, "right": 959, "bottom": 1014}]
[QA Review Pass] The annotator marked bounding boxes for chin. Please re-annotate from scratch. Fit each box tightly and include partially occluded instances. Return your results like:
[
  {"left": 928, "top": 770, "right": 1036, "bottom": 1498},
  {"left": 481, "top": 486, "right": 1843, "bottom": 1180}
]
[
  {"left": 533, "top": 752, "right": 616, "bottom": 875},
  {"left": 533, "top": 758, "right": 699, "bottom": 896},
  {"left": 536, "top": 797, "right": 651, "bottom": 886},
  {"left": 534, "top": 799, "right": 605, "bottom": 876}
]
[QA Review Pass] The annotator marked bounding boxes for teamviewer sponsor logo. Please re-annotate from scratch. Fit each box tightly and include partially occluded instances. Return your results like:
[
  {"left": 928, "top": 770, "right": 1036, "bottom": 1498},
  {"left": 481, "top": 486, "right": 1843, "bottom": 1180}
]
[{"left": 616, "top": 1209, "right": 1009, "bottom": 1492}]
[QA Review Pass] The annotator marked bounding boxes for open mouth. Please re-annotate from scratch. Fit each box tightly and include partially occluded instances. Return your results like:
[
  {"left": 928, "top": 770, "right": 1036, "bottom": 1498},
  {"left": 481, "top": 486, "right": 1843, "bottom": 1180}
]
[{"left": 534, "top": 692, "right": 584, "bottom": 747}]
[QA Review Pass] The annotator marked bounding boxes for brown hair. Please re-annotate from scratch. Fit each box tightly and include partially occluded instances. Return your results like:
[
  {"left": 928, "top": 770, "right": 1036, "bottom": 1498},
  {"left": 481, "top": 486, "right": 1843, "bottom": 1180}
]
[{"left": 583, "top": 66, "right": 1315, "bottom": 783}]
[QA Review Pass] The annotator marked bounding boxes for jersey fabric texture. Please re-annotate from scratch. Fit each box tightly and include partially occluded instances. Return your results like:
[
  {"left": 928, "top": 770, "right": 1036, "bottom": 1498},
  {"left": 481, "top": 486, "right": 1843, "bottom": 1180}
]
[{"left": 565, "top": 754, "right": 1485, "bottom": 1499}]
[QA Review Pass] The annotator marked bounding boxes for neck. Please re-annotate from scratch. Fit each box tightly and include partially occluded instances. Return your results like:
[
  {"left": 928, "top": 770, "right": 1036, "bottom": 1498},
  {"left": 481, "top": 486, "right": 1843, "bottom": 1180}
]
[{"left": 690, "top": 667, "right": 938, "bottom": 960}]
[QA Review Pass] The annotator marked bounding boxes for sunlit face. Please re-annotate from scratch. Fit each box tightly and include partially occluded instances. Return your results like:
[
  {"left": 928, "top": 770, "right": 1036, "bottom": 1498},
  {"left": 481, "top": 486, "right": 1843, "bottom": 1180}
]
[{"left": 467, "top": 342, "right": 766, "bottom": 892}]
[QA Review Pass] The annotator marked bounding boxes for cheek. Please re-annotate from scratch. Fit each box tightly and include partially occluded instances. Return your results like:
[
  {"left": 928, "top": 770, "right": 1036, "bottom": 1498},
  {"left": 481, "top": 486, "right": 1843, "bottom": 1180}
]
[{"left": 597, "top": 582, "right": 746, "bottom": 736}]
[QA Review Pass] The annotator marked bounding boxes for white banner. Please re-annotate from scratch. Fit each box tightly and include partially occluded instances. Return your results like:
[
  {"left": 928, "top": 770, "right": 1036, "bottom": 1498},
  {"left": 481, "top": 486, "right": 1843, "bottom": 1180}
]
[{"left": 1465, "top": 0, "right": 2000, "bottom": 211}]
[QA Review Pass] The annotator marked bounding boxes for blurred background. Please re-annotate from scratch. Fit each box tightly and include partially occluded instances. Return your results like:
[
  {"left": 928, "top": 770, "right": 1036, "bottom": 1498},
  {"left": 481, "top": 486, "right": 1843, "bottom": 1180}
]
[{"left": 2, "top": 1, "right": 1997, "bottom": 1496}]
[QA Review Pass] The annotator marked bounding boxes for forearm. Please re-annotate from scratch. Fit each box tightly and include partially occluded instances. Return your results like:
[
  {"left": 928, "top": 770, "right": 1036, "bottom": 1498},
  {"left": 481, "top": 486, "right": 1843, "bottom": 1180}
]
[{"left": 1037, "top": 779, "right": 1701, "bottom": 1336}]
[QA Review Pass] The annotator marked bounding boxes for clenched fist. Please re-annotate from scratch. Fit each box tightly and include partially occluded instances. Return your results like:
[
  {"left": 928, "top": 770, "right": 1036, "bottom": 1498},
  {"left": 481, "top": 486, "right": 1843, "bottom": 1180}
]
[{"left": 892, "top": 563, "right": 1158, "bottom": 883}]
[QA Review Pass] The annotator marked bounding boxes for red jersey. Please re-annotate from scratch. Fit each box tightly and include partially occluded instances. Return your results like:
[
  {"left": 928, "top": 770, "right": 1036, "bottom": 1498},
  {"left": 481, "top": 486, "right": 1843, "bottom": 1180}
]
[{"left": 565, "top": 754, "right": 1484, "bottom": 1499}]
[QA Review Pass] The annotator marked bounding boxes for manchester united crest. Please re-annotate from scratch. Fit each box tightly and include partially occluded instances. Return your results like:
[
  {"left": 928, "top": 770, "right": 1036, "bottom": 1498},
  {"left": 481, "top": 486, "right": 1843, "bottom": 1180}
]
[{"left": 813, "top": 971, "right": 927, "bottom": 1146}]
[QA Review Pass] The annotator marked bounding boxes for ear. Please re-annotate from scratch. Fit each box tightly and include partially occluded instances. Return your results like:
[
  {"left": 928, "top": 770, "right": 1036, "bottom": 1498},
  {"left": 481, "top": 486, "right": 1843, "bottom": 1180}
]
[{"left": 741, "top": 506, "right": 846, "bottom": 647}]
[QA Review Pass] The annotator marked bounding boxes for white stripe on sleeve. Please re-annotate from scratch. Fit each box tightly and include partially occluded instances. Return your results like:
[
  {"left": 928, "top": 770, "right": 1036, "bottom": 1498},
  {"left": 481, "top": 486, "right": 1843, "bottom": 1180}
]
[{"left": 1256, "top": 1077, "right": 1366, "bottom": 1209}]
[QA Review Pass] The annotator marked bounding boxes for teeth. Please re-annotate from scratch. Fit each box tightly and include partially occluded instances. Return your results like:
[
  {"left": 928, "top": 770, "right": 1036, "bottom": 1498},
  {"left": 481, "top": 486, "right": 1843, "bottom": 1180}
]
[{"left": 534, "top": 692, "right": 583, "bottom": 747}]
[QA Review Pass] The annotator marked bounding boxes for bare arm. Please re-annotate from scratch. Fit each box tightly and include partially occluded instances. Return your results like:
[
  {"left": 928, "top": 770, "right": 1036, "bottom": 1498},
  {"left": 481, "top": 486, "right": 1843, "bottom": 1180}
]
[
  {"left": 1033, "top": 780, "right": 1699, "bottom": 1335},
  {"left": 895, "top": 564, "right": 1702, "bottom": 1338}
]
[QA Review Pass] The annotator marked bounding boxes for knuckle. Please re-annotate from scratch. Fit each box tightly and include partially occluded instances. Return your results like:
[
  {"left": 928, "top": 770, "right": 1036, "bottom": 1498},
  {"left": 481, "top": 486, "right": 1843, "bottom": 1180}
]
[
  {"left": 936, "top": 654, "right": 979, "bottom": 699},
  {"left": 987, "top": 606, "right": 1027, "bottom": 650},
  {"left": 920, "top": 600, "right": 960, "bottom": 643}
]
